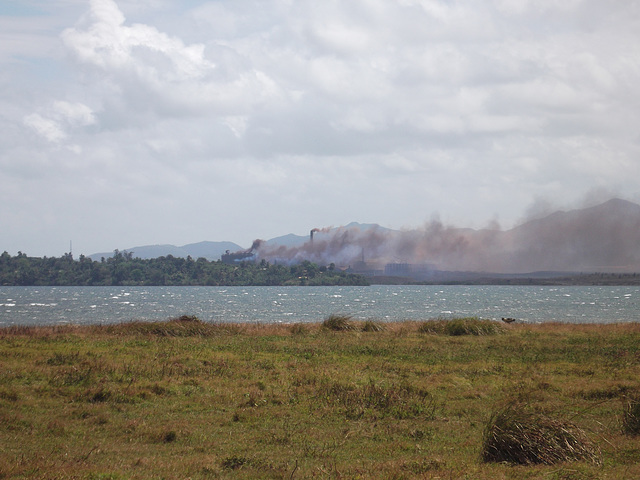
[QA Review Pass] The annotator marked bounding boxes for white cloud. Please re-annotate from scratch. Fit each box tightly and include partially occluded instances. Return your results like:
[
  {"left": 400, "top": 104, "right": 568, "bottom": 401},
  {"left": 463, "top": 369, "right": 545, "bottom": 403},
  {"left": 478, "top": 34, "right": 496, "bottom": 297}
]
[
  {"left": 59, "top": 0, "right": 284, "bottom": 119},
  {"left": 53, "top": 100, "right": 96, "bottom": 127},
  {"left": 23, "top": 113, "right": 67, "bottom": 143},
  {"left": 62, "top": 0, "right": 211, "bottom": 81},
  {"left": 23, "top": 100, "right": 96, "bottom": 144}
]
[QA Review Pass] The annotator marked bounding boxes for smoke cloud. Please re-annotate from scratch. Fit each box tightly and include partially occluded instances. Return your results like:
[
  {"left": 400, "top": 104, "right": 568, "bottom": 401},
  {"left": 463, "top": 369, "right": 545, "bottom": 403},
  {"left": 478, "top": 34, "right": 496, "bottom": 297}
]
[{"left": 249, "top": 198, "right": 640, "bottom": 273}]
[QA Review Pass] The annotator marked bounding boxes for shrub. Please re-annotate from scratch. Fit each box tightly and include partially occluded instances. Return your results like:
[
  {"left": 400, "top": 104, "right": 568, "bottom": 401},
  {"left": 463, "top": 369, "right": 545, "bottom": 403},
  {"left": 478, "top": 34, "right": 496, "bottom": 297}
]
[
  {"left": 481, "top": 404, "right": 601, "bottom": 465},
  {"left": 419, "top": 317, "right": 504, "bottom": 336},
  {"left": 321, "top": 314, "right": 356, "bottom": 331},
  {"left": 622, "top": 394, "right": 640, "bottom": 435}
]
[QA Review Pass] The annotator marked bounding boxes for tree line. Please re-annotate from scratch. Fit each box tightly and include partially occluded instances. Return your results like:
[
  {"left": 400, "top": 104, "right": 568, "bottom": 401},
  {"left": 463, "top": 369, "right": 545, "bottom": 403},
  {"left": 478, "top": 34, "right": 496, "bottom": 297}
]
[{"left": 0, "top": 251, "right": 369, "bottom": 287}]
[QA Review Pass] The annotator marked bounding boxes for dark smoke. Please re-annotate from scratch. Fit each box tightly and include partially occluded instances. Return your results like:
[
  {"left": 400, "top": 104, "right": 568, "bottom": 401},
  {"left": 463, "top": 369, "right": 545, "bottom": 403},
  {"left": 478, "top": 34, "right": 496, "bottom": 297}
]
[
  {"left": 248, "top": 198, "right": 640, "bottom": 273},
  {"left": 249, "top": 239, "right": 263, "bottom": 252},
  {"left": 256, "top": 225, "right": 391, "bottom": 266},
  {"left": 253, "top": 221, "right": 504, "bottom": 270}
]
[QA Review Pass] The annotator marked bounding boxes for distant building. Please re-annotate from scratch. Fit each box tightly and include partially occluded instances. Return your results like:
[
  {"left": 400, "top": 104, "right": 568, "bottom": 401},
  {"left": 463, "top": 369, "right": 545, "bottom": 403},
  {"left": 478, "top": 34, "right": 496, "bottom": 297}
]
[
  {"left": 221, "top": 250, "right": 256, "bottom": 264},
  {"left": 346, "top": 261, "right": 384, "bottom": 277}
]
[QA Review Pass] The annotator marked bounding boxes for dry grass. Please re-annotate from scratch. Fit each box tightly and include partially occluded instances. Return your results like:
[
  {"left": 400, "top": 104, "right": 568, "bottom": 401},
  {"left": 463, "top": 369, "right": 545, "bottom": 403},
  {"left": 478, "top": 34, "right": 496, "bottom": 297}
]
[
  {"left": 1, "top": 318, "right": 639, "bottom": 479},
  {"left": 318, "top": 380, "right": 436, "bottom": 420},
  {"left": 481, "top": 403, "right": 602, "bottom": 465},
  {"left": 321, "top": 313, "right": 357, "bottom": 331},
  {"left": 622, "top": 394, "right": 640, "bottom": 435},
  {"left": 361, "top": 319, "right": 386, "bottom": 332},
  {"left": 418, "top": 317, "right": 505, "bottom": 335}
]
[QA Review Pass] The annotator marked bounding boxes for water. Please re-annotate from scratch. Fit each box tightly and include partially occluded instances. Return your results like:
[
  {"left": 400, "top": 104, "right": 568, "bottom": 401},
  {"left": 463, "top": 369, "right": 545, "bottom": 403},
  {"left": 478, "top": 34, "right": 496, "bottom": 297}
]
[{"left": 0, "top": 285, "right": 639, "bottom": 326}]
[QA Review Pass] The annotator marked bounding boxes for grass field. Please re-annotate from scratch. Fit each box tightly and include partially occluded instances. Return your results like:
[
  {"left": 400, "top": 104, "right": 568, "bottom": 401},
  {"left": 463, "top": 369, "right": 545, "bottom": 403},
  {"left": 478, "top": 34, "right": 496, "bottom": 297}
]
[{"left": 1, "top": 316, "right": 640, "bottom": 479}]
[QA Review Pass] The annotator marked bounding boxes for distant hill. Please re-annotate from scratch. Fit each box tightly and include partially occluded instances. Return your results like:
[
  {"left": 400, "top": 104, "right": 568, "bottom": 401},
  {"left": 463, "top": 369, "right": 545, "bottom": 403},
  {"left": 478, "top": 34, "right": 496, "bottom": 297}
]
[
  {"left": 89, "top": 241, "right": 244, "bottom": 261},
  {"left": 87, "top": 223, "right": 392, "bottom": 261},
  {"left": 502, "top": 198, "right": 640, "bottom": 272},
  {"left": 263, "top": 233, "right": 308, "bottom": 248},
  {"left": 264, "top": 222, "right": 391, "bottom": 249}
]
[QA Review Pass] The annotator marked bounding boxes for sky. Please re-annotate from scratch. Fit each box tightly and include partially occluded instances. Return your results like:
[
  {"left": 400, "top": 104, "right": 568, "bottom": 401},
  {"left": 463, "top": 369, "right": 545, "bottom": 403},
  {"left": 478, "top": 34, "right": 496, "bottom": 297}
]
[{"left": 2, "top": 0, "right": 640, "bottom": 257}]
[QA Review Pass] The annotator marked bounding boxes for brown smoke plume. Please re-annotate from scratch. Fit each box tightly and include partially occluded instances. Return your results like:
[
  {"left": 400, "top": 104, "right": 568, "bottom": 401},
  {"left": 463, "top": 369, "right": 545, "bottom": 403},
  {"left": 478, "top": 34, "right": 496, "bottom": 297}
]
[
  {"left": 248, "top": 198, "right": 640, "bottom": 273},
  {"left": 254, "top": 221, "right": 503, "bottom": 270}
]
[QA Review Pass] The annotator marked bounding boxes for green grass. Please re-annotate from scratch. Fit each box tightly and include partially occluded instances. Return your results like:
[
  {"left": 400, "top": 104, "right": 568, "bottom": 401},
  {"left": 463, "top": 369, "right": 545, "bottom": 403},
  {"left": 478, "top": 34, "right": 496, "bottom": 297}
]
[{"left": 1, "top": 319, "right": 640, "bottom": 478}]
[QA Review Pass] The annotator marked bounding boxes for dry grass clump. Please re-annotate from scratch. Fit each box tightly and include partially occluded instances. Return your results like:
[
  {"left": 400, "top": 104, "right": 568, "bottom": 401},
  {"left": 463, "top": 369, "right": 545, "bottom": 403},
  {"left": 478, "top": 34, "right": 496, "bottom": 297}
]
[
  {"left": 622, "top": 394, "right": 640, "bottom": 435},
  {"left": 419, "top": 317, "right": 505, "bottom": 336},
  {"left": 361, "top": 319, "right": 386, "bottom": 332},
  {"left": 481, "top": 404, "right": 601, "bottom": 465},
  {"left": 321, "top": 314, "right": 356, "bottom": 331},
  {"left": 288, "top": 323, "right": 308, "bottom": 335}
]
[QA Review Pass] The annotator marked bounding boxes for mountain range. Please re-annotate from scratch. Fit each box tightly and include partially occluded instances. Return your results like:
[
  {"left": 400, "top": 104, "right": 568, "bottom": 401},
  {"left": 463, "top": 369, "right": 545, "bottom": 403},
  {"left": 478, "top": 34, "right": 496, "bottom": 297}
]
[
  {"left": 90, "top": 198, "right": 640, "bottom": 273},
  {"left": 89, "top": 241, "right": 244, "bottom": 262}
]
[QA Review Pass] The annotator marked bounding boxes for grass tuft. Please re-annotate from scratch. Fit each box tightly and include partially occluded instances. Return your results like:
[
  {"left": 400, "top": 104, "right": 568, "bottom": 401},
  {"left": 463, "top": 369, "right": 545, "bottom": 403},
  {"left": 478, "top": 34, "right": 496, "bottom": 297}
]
[
  {"left": 362, "top": 319, "right": 386, "bottom": 332},
  {"left": 97, "top": 317, "right": 241, "bottom": 337},
  {"left": 622, "top": 394, "right": 640, "bottom": 436},
  {"left": 0, "top": 388, "right": 19, "bottom": 402},
  {"left": 289, "top": 323, "right": 308, "bottom": 335},
  {"left": 419, "top": 317, "right": 505, "bottom": 336},
  {"left": 162, "top": 430, "right": 177, "bottom": 443},
  {"left": 321, "top": 314, "right": 356, "bottom": 331},
  {"left": 481, "top": 403, "right": 601, "bottom": 465}
]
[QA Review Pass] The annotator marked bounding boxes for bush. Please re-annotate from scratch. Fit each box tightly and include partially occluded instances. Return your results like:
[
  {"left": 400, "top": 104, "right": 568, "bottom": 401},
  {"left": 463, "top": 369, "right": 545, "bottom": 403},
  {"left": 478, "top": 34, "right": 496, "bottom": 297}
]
[
  {"left": 481, "top": 404, "right": 601, "bottom": 465},
  {"left": 321, "top": 314, "right": 356, "bottom": 331},
  {"left": 419, "top": 317, "right": 504, "bottom": 336}
]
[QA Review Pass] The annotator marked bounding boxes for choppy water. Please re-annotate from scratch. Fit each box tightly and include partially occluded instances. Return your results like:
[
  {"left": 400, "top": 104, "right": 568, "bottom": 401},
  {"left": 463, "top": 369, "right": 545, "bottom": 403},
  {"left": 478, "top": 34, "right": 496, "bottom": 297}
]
[{"left": 0, "top": 285, "right": 638, "bottom": 326}]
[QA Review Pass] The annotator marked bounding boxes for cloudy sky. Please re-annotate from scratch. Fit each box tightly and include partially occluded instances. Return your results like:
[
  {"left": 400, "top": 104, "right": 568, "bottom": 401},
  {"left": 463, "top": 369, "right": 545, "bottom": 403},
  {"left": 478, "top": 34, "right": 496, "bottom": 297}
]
[{"left": 2, "top": 0, "right": 640, "bottom": 257}]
